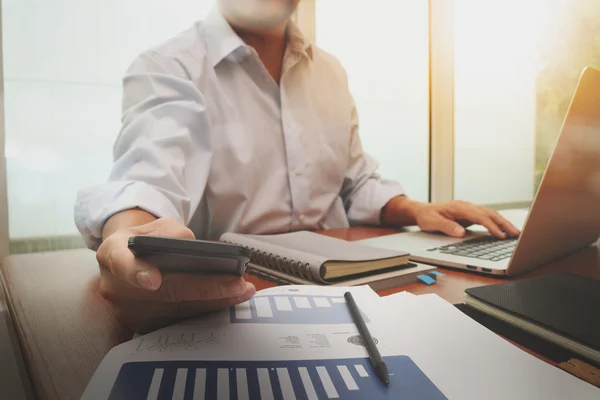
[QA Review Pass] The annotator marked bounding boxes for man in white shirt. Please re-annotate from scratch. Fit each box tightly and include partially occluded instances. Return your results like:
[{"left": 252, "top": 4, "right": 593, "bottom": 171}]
[{"left": 75, "top": 0, "right": 519, "bottom": 333}]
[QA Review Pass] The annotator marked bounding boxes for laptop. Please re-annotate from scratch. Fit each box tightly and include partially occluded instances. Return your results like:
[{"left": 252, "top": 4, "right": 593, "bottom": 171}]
[{"left": 359, "top": 66, "right": 600, "bottom": 276}]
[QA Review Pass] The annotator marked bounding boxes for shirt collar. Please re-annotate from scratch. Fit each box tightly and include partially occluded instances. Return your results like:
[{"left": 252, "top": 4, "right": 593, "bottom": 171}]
[
  {"left": 203, "top": 6, "right": 246, "bottom": 67},
  {"left": 203, "top": 6, "right": 314, "bottom": 67},
  {"left": 286, "top": 18, "right": 314, "bottom": 61}
]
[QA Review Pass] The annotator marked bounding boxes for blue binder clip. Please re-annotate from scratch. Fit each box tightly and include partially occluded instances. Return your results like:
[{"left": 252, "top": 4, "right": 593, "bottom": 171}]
[
  {"left": 417, "top": 275, "right": 436, "bottom": 285},
  {"left": 428, "top": 271, "right": 446, "bottom": 278},
  {"left": 417, "top": 270, "right": 445, "bottom": 285}
]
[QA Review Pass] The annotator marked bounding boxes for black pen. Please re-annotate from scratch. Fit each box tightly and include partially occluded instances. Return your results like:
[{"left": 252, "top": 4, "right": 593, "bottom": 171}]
[{"left": 344, "top": 291, "right": 389, "bottom": 387}]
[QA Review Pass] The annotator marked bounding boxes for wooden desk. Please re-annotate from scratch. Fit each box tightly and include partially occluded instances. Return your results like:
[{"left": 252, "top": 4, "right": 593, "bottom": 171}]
[{"left": 1, "top": 227, "right": 599, "bottom": 400}]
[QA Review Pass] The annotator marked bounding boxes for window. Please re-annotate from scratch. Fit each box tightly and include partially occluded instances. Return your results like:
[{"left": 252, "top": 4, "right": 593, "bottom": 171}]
[
  {"left": 2, "top": 0, "right": 213, "bottom": 252},
  {"left": 315, "top": 0, "right": 430, "bottom": 201},
  {"left": 453, "top": 0, "right": 600, "bottom": 206}
]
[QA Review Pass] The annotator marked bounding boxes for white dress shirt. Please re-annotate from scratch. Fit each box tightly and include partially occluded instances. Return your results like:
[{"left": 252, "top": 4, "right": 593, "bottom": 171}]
[{"left": 74, "top": 8, "right": 405, "bottom": 250}]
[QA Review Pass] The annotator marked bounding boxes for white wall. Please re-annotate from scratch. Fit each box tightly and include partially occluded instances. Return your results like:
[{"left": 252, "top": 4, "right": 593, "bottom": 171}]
[{"left": 2, "top": 0, "right": 215, "bottom": 238}]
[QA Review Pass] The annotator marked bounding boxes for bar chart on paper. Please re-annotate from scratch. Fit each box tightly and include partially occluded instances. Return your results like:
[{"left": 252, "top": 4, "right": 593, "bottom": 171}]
[
  {"left": 108, "top": 355, "right": 447, "bottom": 399},
  {"left": 230, "top": 295, "right": 369, "bottom": 324}
]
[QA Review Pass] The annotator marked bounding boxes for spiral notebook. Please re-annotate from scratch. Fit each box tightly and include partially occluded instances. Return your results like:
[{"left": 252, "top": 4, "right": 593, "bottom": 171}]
[{"left": 220, "top": 230, "right": 422, "bottom": 284}]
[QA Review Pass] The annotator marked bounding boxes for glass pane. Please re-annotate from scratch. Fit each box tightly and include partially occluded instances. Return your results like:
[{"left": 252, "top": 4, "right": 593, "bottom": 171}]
[
  {"left": 454, "top": 0, "right": 600, "bottom": 205},
  {"left": 2, "top": 0, "right": 214, "bottom": 247},
  {"left": 315, "top": 0, "right": 430, "bottom": 201}
]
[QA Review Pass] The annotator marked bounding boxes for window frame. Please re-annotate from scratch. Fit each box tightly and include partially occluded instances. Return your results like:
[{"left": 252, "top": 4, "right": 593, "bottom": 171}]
[
  {"left": 0, "top": 6, "right": 9, "bottom": 258},
  {"left": 296, "top": 0, "right": 454, "bottom": 204}
]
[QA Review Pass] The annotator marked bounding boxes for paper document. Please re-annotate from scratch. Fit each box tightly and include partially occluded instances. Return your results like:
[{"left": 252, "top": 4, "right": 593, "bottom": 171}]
[{"left": 83, "top": 286, "right": 600, "bottom": 399}]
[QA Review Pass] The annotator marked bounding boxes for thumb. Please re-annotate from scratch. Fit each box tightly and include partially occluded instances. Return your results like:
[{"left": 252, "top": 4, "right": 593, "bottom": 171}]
[
  {"left": 97, "top": 235, "right": 163, "bottom": 291},
  {"left": 429, "top": 217, "right": 466, "bottom": 238}
]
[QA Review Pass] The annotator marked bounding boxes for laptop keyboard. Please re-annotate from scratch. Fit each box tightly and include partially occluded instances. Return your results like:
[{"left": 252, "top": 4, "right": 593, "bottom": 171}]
[{"left": 427, "top": 236, "right": 517, "bottom": 262}]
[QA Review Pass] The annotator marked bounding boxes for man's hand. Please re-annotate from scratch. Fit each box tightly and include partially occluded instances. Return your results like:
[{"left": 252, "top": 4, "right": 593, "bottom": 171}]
[
  {"left": 382, "top": 196, "right": 520, "bottom": 239},
  {"left": 96, "top": 217, "right": 256, "bottom": 333}
]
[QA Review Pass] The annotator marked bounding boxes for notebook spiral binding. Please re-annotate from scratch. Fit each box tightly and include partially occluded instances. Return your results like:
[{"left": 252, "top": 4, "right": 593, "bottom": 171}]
[{"left": 222, "top": 240, "right": 313, "bottom": 281}]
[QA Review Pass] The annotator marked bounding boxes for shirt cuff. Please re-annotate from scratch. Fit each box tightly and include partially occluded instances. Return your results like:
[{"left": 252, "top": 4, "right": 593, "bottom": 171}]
[
  {"left": 347, "top": 179, "right": 405, "bottom": 226},
  {"left": 74, "top": 181, "right": 183, "bottom": 250}
]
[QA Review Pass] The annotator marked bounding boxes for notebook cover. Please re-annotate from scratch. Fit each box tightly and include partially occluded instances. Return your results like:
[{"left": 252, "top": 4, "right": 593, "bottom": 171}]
[
  {"left": 465, "top": 272, "right": 600, "bottom": 351},
  {"left": 455, "top": 304, "right": 583, "bottom": 365},
  {"left": 246, "top": 262, "right": 435, "bottom": 292}
]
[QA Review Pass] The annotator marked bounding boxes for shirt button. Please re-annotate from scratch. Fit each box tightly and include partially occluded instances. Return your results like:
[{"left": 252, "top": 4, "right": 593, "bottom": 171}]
[
  {"left": 294, "top": 168, "right": 302, "bottom": 176},
  {"left": 299, "top": 215, "right": 306, "bottom": 223},
  {"left": 245, "top": 47, "right": 253, "bottom": 57}
]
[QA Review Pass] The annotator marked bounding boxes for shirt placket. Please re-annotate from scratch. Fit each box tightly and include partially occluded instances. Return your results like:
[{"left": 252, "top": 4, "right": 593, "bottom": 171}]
[{"left": 280, "top": 51, "right": 310, "bottom": 229}]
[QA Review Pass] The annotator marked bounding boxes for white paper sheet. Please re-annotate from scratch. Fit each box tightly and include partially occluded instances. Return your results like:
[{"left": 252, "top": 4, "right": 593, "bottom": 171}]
[
  {"left": 82, "top": 285, "right": 384, "bottom": 399},
  {"left": 372, "top": 293, "right": 600, "bottom": 400},
  {"left": 83, "top": 286, "right": 600, "bottom": 400}
]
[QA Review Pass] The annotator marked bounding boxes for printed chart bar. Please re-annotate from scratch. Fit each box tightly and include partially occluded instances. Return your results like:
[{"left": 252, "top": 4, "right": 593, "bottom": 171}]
[
  {"left": 337, "top": 366, "right": 359, "bottom": 391},
  {"left": 354, "top": 365, "right": 369, "bottom": 378},
  {"left": 277, "top": 368, "right": 296, "bottom": 400},
  {"left": 217, "top": 369, "right": 229, "bottom": 399},
  {"left": 109, "top": 355, "right": 448, "bottom": 400},
  {"left": 236, "top": 369, "right": 249, "bottom": 400},
  {"left": 293, "top": 297, "right": 311, "bottom": 309},
  {"left": 193, "top": 369, "right": 206, "bottom": 400},
  {"left": 229, "top": 294, "right": 368, "bottom": 325},
  {"left": 257, "top": 368, "right": 275, "bottom": 400},
  {"left": 314, "top": 298, "right": 331, "bottom": 308},
  {"left": 146, "top": 368, "right": 164, "bottom": 400},
  {"left": 172, "top": 368, "right": 187, "bottom": 400},
  {"left": 274, "top": 297, "right": 293, "bottom": 311},
  {"left": 255, "top": 297, "right": 274, "bottom": 318},
  {"left": 235, "top": 302, "right": 252, "bottom": 320},
  {"left": 298, "top": 367, "right": 319, "bottom": 400},
  {"left": 316, "top": 366, "right": 339, "bottom": 399}
]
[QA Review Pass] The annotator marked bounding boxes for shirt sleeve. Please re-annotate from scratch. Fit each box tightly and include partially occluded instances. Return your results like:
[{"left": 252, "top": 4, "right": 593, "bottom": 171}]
[
  {"left": 340, "top": 99, "right": 406, "bottom": 226},
  {"left": 74, "top": 51, "right": 212, "bottom": 250}
]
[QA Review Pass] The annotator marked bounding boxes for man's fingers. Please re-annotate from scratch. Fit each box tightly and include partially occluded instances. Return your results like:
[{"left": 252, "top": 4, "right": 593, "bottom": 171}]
[
  {"left": 490, "top": 212, "right": 520, "bottom": 237},
  {"left": 423, "top": 215, "right": 466, "bottom": 238},
  {"left": 472, "top": 215, "right": 506, "bottom": 239},
  {"left": 99, "top": 244, "right": 162, "bottom": 290},
  {"left": 101, "top": 272, "right": 254, "bottom": 302},
  {"left": 449, "top": 203, "right": 508, "bottom": 239},
  {"left": 159, "top": 274, "right": 250, "bottom": 302},
  {"left": 96, "top": 217, "right": 194, "bottom": 291},
  {"left": 112, "top": 282, "right": 256, "bottom": 334}
]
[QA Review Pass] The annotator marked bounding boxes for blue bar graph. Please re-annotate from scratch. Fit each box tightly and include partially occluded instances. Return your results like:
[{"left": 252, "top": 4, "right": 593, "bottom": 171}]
[
  {"left": 108, "top": 355, "right": 447, "bottom": 399},
  {"left": 230, "top": 295, "right": 369, "bottom": 324}
]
